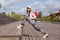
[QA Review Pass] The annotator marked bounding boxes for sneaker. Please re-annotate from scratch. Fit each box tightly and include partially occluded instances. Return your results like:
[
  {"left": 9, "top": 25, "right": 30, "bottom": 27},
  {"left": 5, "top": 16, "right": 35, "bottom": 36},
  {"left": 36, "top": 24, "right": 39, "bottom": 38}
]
[
  {"left": 43, "top": 34, "right": 48, "bottom": 39},
  {"left": 17, "top": 24, "right": 22, "bottom": 28}
]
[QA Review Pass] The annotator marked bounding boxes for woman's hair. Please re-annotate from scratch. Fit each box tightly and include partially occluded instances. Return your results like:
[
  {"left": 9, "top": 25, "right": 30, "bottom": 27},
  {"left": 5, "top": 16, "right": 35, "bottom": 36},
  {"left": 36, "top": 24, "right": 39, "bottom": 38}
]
[
  {"left": 26, "top": 8, "right": 31, "bottom": 16},
  {"left": 26, "top": 8, "right": 31, "bottom": 13},
  {"left": 27, "top": 9, "right": 31, "bottom": 13}
]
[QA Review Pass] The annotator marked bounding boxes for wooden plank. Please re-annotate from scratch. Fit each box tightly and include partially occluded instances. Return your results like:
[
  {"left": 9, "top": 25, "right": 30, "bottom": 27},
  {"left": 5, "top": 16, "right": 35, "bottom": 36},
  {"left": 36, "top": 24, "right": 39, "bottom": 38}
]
[
  {"left": 0, "top": 25, "right": 16, "bottom": 36},
  {"left": 0, "top": 37, "right": 19, "bottom": 40},
  {"left": 27, "top": 23, "right": 37, "bottom": 40},
  {"left": 29, "top": 37, "right": 33, "bottom": 40},
  {"left": 23, "top": 22, "right": 29, "bottom": 36},
  {"left": 0, "top": 21, "right": 22, "bottom": 37},
  {"left": 32, "top": 28, "right": 40, "bottom": 40},
  {"left": 31, "top": 28, "right": 37, "bottom": 40},
  {"left": 32, "top": 26, "right": 44, "bottom": 40},
  {"left": 8, "top": 28, "right": 18, "bottom": 35},
  {"left": 25, "top": 36, "right": 29, "bottom": 40},
  {"left": 22, "top": 36, "right": 26, "bottom": 40},
  {"left": 22, "top": 21, "right": 46, "bottom": 40},
  {"left": 21, "top": 22, "right": 44, "bottom": 40},
  {"left": 8, "top": 27, "right": 22, "bottom": 36},
  {"left": 27, "top": 24, "right": 33, "bottom": 40}
]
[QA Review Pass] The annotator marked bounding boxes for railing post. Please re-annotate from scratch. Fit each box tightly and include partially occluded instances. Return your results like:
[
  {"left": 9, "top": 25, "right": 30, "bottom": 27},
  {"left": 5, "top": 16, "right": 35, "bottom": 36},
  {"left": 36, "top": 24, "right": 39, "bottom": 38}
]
[{"left": 19, "top": 27, "right": 24, "bottom": 40}]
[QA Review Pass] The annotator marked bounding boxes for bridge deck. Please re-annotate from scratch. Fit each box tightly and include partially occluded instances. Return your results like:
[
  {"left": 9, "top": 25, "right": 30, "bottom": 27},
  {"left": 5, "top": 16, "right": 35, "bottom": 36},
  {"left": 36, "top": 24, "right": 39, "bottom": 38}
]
[
  {"left": 22, "top": 22, "right": 44, "bottom": 40},
  {"left": 0, "top": 21, "right": 60, "bottom": 40}
]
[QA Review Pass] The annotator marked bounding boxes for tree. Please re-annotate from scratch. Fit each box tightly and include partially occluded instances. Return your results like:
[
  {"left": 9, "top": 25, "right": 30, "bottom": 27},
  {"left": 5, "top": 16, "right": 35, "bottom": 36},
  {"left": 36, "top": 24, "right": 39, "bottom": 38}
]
[
  {"left": 11, "top": 12, "right": 16, "bottom": 14},
  {"left": 35, "top": 12, "right": 42, "bottom": 21},
  {"left": 0, "top": 3, "right": 2, "bottom": 8},
  {"left": 2, "top": 12, "right": 5, "bottom": 14},
  {"left": 38, "top": 12, "right": 42, "bottom": 18}
]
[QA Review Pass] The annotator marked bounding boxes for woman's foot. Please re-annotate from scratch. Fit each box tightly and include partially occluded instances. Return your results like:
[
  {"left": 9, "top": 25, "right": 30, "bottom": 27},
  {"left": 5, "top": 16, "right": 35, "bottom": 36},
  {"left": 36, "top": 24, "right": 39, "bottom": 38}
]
[
  {"left": 43, "top": 33, "right": 49, "bottom": 39},
  {"left": 17, "top": 24, "right": 22, "bottom": 28}
]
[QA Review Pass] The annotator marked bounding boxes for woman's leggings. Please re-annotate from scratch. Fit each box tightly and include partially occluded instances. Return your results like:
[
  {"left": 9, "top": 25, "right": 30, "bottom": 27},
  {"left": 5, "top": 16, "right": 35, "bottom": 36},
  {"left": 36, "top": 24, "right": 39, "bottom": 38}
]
[{"left": 22, "top": 17, "right": 45, "bottom": 34}]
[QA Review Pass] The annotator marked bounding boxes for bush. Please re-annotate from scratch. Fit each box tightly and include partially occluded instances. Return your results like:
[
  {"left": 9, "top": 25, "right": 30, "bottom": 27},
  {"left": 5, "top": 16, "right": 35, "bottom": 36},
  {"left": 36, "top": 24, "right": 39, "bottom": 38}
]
[{"left": 11, "top": 14, "right": 24, "bottom": 21}]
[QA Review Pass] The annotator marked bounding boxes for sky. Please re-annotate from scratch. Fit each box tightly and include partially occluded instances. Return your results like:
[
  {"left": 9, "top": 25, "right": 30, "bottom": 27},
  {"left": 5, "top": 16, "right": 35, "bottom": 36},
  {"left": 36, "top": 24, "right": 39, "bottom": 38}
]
[{"left": 0, "top": 0, "right": 60, "bottom": 16}]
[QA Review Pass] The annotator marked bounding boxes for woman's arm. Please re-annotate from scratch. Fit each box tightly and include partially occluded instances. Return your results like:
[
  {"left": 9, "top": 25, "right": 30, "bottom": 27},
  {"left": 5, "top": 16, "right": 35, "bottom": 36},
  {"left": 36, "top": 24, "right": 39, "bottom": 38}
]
[{"left": 30, "top": 13, "right": 36, "bottom": 19}]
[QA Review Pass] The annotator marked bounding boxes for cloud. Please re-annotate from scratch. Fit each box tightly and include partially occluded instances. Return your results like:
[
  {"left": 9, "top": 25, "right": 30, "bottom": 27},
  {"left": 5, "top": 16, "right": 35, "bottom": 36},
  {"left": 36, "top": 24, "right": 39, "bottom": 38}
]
[
  {"left": 0, "top": 0, "right": 60, "bottom": 16},
  {"left": 45, "top": 0, "right": 60, "bottom": 11},
  {"left": 41, "top": 0, "right": 60, "bottom": 16},
  {"left": 32, "top": 0, "right": 60, "bottom": 16},
  {"left": 0, "top": 0, "right": 35, "bottom": 13},
  {"left": 19, "top": 0, "right": 60, "bottom": 16}
]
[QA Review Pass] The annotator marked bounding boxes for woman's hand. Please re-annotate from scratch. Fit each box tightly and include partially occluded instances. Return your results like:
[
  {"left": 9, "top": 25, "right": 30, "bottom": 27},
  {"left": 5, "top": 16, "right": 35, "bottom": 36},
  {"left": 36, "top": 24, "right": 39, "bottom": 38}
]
[
  {"left": 26, "top": 17, "right": 29, "bottom": 18},
  {"left": 25, "top": 17, "right": 31, "bottom": 19}
]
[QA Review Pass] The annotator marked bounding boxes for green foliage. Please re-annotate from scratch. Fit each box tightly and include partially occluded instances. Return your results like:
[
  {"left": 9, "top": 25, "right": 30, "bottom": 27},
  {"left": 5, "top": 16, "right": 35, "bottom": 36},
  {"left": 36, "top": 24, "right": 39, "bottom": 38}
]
[
  {"left": 11, "top": 13, "right": 24, "bottom": 21},
  {"left": 52, "top": 16, "right": 59, "bottom": 21},
  {"left": 42, "top": 13, "right": 59, "bottom": 22},
  {"left": 42, "top": 16, "right": 51, "bottom": 21},
  {"left": 38, "top": 12, "right": 42, "bottom": 18}
]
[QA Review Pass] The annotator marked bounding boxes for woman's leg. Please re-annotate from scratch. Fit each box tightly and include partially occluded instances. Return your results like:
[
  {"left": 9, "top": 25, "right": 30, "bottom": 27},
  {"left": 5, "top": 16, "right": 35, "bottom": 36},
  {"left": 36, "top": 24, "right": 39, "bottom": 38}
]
[
  {"left": 26, "top": 19, "right": 46, "bottom": 34},
  {"left": 31, "top": 20, "right": 46, "bottom": 34},
  {"left": 27, "top": 20, "right": 48, "bottom": 38},
  {"left": 21, "top": 18, "right": 27, "bottom": 27},
  {"left": 23, "top": 18, "right": 49, "bottom": 38}
]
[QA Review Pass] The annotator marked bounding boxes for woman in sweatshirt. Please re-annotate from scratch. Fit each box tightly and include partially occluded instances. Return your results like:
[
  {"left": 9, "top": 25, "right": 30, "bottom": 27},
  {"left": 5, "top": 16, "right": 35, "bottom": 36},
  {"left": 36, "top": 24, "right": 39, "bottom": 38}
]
[{"left": 21, "top": 6, "right": 49, "bottom": 39}]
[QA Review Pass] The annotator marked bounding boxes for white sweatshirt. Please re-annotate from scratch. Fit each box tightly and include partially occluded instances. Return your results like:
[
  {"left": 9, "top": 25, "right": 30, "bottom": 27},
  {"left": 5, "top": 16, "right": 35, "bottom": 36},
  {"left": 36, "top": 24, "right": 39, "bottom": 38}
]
[{"left": 29, "top": 12, "right": 36, "bottom": 19}]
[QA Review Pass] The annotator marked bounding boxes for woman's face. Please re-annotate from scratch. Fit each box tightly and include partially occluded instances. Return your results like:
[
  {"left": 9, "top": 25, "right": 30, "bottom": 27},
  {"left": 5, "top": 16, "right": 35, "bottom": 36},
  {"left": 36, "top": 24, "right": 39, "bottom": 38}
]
[{"left": 27, "top": 7, "right": 31, "bottom": 13}]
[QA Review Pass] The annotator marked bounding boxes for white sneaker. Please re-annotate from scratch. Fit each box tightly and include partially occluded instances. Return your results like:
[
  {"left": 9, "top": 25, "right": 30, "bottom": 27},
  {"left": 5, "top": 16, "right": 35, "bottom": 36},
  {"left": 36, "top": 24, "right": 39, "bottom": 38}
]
[
  {"left": 43, "top": 34, "right": 48, "bottom": 39},
  {"left": 17, "top": 24, "right": 22, "bottom": 28}
]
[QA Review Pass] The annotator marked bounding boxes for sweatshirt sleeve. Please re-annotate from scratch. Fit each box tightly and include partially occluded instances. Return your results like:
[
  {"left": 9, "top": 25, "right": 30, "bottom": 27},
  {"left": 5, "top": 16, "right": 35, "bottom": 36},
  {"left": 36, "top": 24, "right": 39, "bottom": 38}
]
[{"left": 30, "top": 13, "right": 36, "bottom": 19}]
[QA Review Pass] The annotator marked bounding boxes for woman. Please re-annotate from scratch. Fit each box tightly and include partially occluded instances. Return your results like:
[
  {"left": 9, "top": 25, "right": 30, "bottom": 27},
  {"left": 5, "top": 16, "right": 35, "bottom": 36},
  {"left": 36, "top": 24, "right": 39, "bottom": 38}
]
[{"left": 21, "top": 5, "right": 49, "bottom": 39}]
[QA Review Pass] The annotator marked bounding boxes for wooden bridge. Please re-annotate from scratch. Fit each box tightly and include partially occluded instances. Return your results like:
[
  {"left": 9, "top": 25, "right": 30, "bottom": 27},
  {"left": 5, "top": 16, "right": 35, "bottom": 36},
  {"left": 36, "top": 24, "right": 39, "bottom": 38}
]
[{"left": 0, "top": 21, "right": 60, "bottom": 40}]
